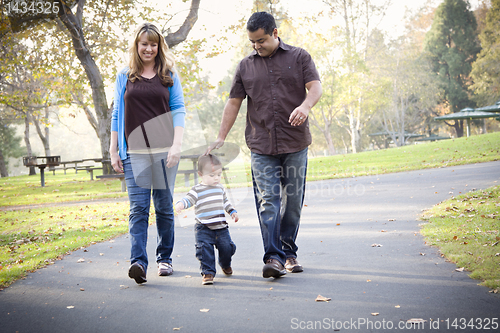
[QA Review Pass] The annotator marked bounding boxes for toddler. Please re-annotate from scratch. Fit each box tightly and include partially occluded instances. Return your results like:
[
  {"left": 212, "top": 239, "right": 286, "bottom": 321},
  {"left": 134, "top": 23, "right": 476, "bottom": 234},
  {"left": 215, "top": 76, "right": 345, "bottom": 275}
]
[{"left": 175, "top": 154, "right": 238, "bottom": 285}]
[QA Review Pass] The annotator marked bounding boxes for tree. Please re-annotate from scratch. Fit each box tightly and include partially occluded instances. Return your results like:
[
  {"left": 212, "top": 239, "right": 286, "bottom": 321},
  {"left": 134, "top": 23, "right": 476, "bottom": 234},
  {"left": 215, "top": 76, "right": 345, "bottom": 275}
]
[
  {"left": 470, "top": 0, "right": 500, "bottom": 106},
  {"left": 2, "top": 0, "right": 202, "bottom": 174},
  {"left": 0, "top": 114, "right": 24, "bottom": 177},
  {"left": 322, "top": 0, "right": 390, "bottom": 153},
  {"left": 0, "top": 30, "right": 60, "bottom": 174},
  {"left": 378, "top": 39, "right": 440, "bottom": 146},
  {"left": 424, "top": 0, "right": 481, "bottom": 137}
]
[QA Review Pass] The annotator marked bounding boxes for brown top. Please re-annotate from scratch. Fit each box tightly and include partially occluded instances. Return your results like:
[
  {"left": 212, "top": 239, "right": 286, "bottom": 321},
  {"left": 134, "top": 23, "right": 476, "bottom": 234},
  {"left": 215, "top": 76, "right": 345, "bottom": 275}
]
[
  {"left": 229, "top": 38, "right": 320, "bottom": 155},
  {"left": 124, "top": 75, "right": 173, "bottom": 152}
]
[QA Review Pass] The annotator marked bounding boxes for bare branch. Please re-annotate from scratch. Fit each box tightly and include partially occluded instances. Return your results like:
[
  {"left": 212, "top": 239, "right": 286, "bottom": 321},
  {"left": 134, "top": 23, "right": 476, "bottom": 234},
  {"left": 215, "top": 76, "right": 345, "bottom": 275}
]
[{"left": 165, "top": 0, "right": 201, "bottom": 48}]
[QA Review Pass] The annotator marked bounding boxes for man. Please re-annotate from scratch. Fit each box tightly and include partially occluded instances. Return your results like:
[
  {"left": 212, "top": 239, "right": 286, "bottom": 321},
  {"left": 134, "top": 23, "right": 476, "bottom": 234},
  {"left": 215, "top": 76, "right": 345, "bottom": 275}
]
[{"left": 207, "top": 12, "right": 322, "bottom": 278}]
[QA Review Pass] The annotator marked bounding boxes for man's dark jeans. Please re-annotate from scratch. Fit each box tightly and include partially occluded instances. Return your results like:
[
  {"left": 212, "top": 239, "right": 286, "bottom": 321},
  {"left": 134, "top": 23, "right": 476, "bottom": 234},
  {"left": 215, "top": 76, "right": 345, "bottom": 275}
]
[{"left": 251, "top": 148, "right": 308, "bottom": 265}]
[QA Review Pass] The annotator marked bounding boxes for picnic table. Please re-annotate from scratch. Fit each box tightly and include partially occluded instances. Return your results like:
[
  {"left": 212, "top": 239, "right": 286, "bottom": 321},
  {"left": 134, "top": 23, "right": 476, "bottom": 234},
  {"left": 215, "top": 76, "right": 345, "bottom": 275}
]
[{"left": 51, "top": 158, "right": 104, "bottom": 180}]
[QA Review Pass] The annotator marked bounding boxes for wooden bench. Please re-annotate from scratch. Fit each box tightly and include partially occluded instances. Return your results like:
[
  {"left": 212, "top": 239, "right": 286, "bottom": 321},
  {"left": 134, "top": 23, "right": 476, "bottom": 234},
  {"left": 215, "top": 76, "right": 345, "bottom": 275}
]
[{"left": 96, "top": 174, "right": 126, "bottom": 192}]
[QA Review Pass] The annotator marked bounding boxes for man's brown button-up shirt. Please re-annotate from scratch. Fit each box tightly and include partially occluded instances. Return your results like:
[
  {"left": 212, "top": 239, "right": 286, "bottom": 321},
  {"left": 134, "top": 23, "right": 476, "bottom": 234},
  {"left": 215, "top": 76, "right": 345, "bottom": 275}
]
[{"left": 229, "top": 38, "right": 321, "bottom": 155}]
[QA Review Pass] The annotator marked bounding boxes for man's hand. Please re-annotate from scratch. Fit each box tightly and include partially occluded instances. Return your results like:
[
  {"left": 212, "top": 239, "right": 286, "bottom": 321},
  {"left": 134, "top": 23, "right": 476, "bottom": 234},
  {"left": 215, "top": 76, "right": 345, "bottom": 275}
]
[
  {"left": 289, "top": 80, "right": 322, "bottom": 127},
  {"left": 289, "top": 105, "right": 309, "bottom": 127},
  {"left": 205, "top": 138, "right": 225, "bottom": 155}
]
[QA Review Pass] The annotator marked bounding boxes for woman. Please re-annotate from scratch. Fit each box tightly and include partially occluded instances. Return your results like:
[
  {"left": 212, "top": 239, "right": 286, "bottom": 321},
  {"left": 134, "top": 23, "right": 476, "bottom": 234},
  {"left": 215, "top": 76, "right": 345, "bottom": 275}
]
[{"left": 110, "top": 23, "right": 185, "bottom": 284}]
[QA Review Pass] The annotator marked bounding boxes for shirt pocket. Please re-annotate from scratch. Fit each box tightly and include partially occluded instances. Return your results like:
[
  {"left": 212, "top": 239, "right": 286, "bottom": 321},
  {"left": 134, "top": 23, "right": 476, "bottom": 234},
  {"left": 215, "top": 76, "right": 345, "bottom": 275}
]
[{"left": 280, "top": 62, "right": 302, "bottom": 86}]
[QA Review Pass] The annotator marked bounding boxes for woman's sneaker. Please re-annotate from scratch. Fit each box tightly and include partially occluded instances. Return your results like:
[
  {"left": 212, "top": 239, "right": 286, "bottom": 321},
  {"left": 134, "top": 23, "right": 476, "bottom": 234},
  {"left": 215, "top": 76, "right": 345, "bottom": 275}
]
[
  {"left": 221, "top": 267, "right": 233, "bottom": 275},
  {"left": 158, "top": 262, "right": 173, "bottom": 276},
  {"left": 285, "top": 257, "right": 303, "bottom": 273},
  {"left": 202, "top": 274, "right": 214, "bottom": 285}
]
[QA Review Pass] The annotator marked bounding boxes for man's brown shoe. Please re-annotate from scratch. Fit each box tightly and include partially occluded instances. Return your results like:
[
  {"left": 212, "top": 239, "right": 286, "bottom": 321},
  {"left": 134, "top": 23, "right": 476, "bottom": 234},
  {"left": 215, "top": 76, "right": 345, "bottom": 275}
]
[
  {"left": 128, "top": 262, "right": 147, "bottom": 284},
  {"left": 221, "top": 267, "right": 233, "bottom": 275},
  {"left": 202, "top": 274, "right": 214, "bottom": 285},
  {"left": 285, "top": 257, "right": 303, "bottom": 273},
  {"left": 262, "top": 259, "right": 286, "bottom": 278}
]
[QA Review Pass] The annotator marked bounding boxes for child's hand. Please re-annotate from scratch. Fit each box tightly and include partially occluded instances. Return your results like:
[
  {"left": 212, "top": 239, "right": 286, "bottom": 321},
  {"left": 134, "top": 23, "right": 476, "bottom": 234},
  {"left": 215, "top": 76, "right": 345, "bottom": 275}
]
[
  {"left": 231, "top": 212, "right": 239, "bottom": 223},
  {"left": 174, "top": 202, "right": 184, "bottom": 214}
]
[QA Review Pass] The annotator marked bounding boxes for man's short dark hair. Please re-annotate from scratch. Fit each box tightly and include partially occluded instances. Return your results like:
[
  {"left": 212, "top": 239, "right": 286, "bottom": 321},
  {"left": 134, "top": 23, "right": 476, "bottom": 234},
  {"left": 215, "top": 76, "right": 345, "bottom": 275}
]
[
  {"left": 246, "top": 12, "right": 276, "bottom": 36},
  {"left": 198, "top": 154, "right": 222, "bottom": 173}
]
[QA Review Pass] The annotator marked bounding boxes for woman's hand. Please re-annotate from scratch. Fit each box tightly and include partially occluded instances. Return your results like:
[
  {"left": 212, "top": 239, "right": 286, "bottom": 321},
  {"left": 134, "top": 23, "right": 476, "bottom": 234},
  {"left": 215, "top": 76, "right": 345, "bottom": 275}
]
[
  {"left": 110, "top": 152, "right": 123, "bottom": 173},
  {"left": 166, "top": 143, "right": 181, "bottom": 168}
]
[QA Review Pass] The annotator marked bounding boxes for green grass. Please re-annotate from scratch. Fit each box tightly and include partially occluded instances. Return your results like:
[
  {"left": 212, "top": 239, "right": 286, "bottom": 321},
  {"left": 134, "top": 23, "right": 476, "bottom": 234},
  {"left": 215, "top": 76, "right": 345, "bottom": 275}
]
[
  {"left": 307, "top": 132, "right": 500, "bottom": 181},
  {"left": 0, "top": 170, "right": 127, "bottom": 206},
  {"left": 0, "top": 132, "right": 499, "bottom": 288},
  {"left": 0, "top": 202, "right": 130, "bottom": 287},
  {"left": 420, "top": 186, "right": 500, "bottom": 291}
]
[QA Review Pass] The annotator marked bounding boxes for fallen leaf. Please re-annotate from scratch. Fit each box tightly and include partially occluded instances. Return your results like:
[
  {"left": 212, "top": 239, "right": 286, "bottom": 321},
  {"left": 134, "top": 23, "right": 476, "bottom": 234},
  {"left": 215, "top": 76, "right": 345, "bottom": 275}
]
[
  {"left": 119, "top": 285, "right": 129, "bottom": 290},
  {"left": 315, "top": 295, "right": 331, "bottom": 302},
  {"left": 184, "top": 275, "right": 192, "bottom": 278},
  {"left": 407, "top": 318, "right": 427, "bottom": 324},
  {"left": 395, "top": 305, "right": 400, "bottom": 308},
  {"left": 419, "top": 252, "right": 426, "bottom": 256},
  {"left": 80, "top": 288, "right": 85, "bottom": 291},
  {"left": 455, "top": 267, "right": 465, "bottom": 272},
  {"left": 173, "top": 327, "right": 182, "bottom": 331},
  {"left": 366, "top": 279, "right": 371, "bottom": 282},
  {"left": 371, "top": 244, "right": 383, "bottom": 247},
  {"left": 380, "top": 230, "right": 387, "bottom": 232},
  {"left": 77, "top": 258, "right": 85, "bottom": 263},
  {"left": 67, "top": 306, "right": 75, "bottom": 309},
  {"left": 388, "top": 218, "right": 395, "bottom": 221},
  {"left": 99, "top": 253, "right": 104, "bottom": 256},
  {"left": 371, "top": 313, "right": 379, "bottom": 316},
  {"left": 200, "top": 308, "right": 210, "bottom": 312}
]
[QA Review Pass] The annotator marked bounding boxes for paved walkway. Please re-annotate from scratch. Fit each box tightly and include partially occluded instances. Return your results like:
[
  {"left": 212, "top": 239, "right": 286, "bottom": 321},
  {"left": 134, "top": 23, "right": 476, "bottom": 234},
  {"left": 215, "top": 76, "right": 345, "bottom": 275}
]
[{"left": 1, "top": 161, "right": 499, "bottom": 333}]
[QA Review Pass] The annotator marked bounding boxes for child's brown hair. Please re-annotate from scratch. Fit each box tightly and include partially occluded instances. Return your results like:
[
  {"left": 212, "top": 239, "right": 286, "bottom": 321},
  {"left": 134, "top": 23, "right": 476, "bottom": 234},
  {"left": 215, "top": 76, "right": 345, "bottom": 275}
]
[{"left": 197, "top": 154, "right": 222, "bottom": 174}]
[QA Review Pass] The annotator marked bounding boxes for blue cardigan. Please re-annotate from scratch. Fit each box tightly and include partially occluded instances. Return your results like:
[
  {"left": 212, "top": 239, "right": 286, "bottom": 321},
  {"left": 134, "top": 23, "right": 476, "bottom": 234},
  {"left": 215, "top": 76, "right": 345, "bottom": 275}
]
[{"left": 111, "top": 67, "right": 186, "bottom": 160}]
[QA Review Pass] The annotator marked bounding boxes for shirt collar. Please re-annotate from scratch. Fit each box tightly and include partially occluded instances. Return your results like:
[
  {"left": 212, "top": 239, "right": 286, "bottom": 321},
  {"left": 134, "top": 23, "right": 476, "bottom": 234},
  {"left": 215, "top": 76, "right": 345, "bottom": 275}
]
[{"left": 250, "top": 37, "right": 290, "bottom": 57}]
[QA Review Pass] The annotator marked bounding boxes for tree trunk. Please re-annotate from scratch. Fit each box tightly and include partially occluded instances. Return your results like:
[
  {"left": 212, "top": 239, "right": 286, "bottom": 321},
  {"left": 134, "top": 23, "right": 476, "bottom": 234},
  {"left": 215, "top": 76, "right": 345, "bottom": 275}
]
[
  {"left": 0, "top": 147, "right": 8, "bottom": 177},
  {"left": 325, "top": 130, "right": 336, "bottom": 155},
  {"left": 24, "top": 115, "right": 36, "bottom": 176},
  {"left": 349, "top": 105, "right": 360, "bottom": 153},
  {"left": 454, "top": 120, "right": 464, "bottom": 137},
  {"left": 33, "top": 107, "right": 51, "bottom": 156}
]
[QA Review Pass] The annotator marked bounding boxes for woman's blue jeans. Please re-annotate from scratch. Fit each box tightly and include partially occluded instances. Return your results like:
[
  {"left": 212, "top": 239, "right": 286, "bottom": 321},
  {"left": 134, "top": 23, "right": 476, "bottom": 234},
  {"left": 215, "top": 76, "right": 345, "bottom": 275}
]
[
  {"left": 123, "top": 152, "right": 178, "bottom": 270},
  {"left": 195, "top": 223, "right": 236, "bottom": 276},
  {"left": 251, "top": 148, "right": 308, "bottom": 265}
]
